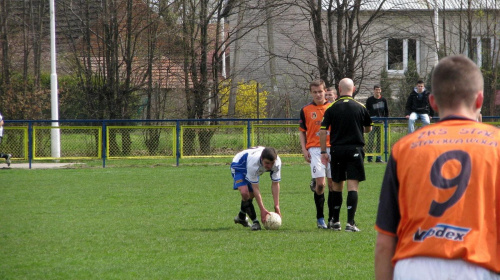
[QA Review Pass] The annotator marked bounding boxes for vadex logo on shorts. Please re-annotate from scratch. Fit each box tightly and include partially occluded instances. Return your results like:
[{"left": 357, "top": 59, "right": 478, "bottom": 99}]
[{"left": 413, "top": 223, "right": 471, "bottom": 242}]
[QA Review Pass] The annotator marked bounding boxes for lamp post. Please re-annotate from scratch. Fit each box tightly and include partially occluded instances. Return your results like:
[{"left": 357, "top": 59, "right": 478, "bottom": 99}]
[{"left": 49, "top": 0, "right": 61, "bottom": 158}]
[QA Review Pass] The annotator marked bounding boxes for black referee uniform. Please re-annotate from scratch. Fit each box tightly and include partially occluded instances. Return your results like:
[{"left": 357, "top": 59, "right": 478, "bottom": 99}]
[{"left": 320, "top": 95, "right": 372, "bottom": 182}]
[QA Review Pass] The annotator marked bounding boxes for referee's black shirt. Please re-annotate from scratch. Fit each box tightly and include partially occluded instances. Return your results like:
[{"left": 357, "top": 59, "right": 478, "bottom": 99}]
[{"left": 320, "top": 96, "right": 372, "bottom": 147}]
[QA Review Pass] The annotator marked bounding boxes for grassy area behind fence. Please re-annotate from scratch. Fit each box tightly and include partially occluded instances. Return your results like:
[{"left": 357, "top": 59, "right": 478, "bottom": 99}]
[
  {"left": 3, "top": 119, "right": 500, "bottom": 164},
  {"left": 0, "top": 160, "right": 387, "bottom": 279}
]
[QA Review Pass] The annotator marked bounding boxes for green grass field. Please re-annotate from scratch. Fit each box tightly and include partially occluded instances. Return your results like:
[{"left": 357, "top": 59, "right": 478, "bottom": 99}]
[{"left": 1, "top": 160, "right": 387, "bottom": 279}]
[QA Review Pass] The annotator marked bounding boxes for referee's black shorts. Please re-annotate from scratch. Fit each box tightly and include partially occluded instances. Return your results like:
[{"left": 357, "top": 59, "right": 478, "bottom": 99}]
[{"left": 330, "top": 146, "right": 366, "bottom": 182}]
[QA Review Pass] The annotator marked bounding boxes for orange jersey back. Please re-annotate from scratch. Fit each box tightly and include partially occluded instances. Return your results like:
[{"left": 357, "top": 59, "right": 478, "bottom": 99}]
[
  {"left": 375, "top": 117, "right": 500, "bottom": 273},
  {"left": 299, "top": 102, "right": 331, "bottom": 149}
]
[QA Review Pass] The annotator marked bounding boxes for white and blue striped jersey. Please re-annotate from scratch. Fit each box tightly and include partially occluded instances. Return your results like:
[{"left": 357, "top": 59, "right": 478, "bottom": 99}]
[{"left": 230, "top": 147, "right": 281, "bottom": 184}]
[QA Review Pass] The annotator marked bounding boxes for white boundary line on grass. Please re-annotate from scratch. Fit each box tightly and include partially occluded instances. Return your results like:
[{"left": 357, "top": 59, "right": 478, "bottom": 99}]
[{"left": 1, "top": 163, "right": 82, "bottom": 169}]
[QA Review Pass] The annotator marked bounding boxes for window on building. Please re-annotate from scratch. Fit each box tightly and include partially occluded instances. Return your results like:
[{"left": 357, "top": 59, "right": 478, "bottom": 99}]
[
  {"left": 470, "top": 37, "right": 493, "bottom": 68},
  {"left": 386, "top": 38, "right": 418, "bottom": 73}
]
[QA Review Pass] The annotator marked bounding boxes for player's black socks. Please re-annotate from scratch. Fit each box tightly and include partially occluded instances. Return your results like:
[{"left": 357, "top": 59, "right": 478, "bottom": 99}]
[
  {"left": 347, "top": 191, "right": 358, "bottom": 225},
  {"left": 238, "top": 205, "right": 247, "bottom": 220},
  {"left": 332, "top": 191, "right": 343, "bottom": 223},
  {"left": 314, "top": 192, "right": 325, "bottom": 219},
  {"left": 242, "top": 199, "right": 257, "bottom": 221},
  {"left": 241, "top": 200, "right": 251, "bottom": 219},
  {"left": 328, "top": 191, "right": 334, "bottom": 221}
]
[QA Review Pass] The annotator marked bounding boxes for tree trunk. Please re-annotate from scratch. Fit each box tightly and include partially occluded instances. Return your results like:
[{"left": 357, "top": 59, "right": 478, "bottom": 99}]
[
  {"left": 265, "top": 0, "right": 279, "bottom": 117},
  {"left": 228, "top": 0, "right": 244, "bottom": 118},
  {"left": 0, "top": 0, "right": 10, "bottom": 86},
  {"left": 309, "top": 0, "right": 329, "bottom": 83}
]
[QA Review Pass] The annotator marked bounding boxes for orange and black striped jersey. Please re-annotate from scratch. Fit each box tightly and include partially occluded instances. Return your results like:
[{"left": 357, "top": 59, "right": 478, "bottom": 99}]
[
  {"left": 375, "top": 116, "right": 500, "bottom": 273},
  {"left": 299, "top": 101, "right": 331, "bottom": 149}
]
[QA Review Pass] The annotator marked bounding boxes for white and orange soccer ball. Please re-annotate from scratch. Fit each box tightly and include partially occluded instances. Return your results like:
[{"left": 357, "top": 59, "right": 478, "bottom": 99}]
[{"left": 264, "top": 212, "right": 282, "bottom": 230}]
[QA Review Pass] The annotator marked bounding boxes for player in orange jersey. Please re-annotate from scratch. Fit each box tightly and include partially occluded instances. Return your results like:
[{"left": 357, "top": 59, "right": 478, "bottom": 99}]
[
  {"left": 325, "top": 87, "right": 337, "bottom": 102},
  {"left": 375, "top": 55, "right": 500, "bottom": 279},
  {"left": 299, "top": 79, "right": 335, "bottom": 229}
]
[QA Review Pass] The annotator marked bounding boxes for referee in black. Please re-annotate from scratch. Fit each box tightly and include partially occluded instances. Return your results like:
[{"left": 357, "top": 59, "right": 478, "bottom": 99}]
[{"left": 319, "top": 78, "right": 372, "bottom": 232}]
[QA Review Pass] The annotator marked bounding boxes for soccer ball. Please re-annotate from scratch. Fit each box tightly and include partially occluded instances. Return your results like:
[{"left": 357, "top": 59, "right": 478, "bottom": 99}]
[{"left": 264, "top": 212, "right": 282, "bottom": 230}]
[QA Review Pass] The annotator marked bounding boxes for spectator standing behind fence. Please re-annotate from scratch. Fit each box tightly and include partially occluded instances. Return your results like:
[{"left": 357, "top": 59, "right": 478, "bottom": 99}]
[
  {"left": 299, "top": 79, "right": 335, "bottom": 229},
  {"left": 231, "top": 146, "right": 281, "bottom": 231},
  {"left": 365, "top": 85, "right": 388, "bottom": 163},
  {"left": 320, "top": 78, "right": 372, "bottom": 232},
  {"left": 374, "top": 55, "right": 500, "bottom": 279},
  {"left": 405, "top": 80, "right": 433, "bottom": 133},
  {"left": 0, "top": 112, "right": 12, "bottom": 166}
]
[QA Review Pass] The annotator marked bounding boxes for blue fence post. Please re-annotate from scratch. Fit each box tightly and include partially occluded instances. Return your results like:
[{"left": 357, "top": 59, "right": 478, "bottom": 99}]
[
  {"left": 102, "top": 120, "right": 107, "bottom": 168},
  {"left": 28, "top": 121, "right": 33, "bottom": 169},
  {"left": 176, "top": 120, "right": 181, "bottom": 166},
  {"left": 384, "top": 118, "right": 389, "bottom": 162},
  {"left": 247, "top": 119, "right": 251, "bottom": 148}
]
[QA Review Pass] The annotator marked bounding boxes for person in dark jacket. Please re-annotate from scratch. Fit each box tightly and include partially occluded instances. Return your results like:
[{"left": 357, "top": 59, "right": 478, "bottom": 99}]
[
  {"left": 405, "top": 80, "right": 433, "bottom": 133},
  {"left": 365, "top": 85, "right": 388, "bottom": 162}
]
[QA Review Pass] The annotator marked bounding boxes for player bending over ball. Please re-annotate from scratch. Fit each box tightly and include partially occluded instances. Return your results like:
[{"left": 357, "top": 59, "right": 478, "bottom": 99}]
[{"left": 231, "top": 146, "right": 281, "bottom": 231}]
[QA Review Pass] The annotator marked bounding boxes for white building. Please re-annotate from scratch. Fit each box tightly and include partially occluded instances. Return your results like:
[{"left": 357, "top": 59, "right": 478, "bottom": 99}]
[{"left": 224, "top": 0, "right": 500, "bottom": 117}]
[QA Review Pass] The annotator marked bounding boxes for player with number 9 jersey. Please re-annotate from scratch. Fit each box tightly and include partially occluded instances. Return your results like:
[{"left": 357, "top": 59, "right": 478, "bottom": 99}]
[{"left": 375, "top": 116, "right": 500, "bottom": 273}]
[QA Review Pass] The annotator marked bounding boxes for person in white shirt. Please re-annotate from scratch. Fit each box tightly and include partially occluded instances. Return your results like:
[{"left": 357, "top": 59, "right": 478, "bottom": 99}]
[{"left": 231, "top": 146, "right": 281, "bottom": 231}]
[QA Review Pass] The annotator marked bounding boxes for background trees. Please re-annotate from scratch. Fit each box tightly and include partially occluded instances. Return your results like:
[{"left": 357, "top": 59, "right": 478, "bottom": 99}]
[
  {"left": 220, "top": 80, "right": 268, "bottom": 118},
  {"left": 0, "top": 0, "right": 499, "bottom": 120},
  {"left": 0, "top": 0, "right": 52, "bottom": 120},
  {"left": 303, "top": 0, "right": 387, "bottom": 93}
]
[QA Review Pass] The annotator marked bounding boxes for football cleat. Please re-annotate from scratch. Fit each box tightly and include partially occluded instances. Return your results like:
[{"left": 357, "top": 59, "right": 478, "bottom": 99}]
[
  {"left": 329, "top": 221, "right": 341, "bottom": 231},
  {"left": 317, "top": 218, "right": 328, "bottom": 229},
  {"left": 345, "top": 223, "right": 360, "bottom": 232},
  {"left": 234, "top": 216, "right": 250, "bottom": 227},
  {"left": 251, "top": 222, "right": 262, "bottom": 231}
]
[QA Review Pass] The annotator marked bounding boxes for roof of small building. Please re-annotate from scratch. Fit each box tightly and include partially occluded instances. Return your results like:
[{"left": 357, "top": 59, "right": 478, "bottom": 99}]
[{"left": 361, "top": 0, "right": 498, "bottom": 11}]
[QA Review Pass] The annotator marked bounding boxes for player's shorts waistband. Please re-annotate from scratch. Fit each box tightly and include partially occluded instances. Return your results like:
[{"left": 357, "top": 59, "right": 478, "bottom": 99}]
[{"left": 331, "top": 145, "right": 363, "bottom": 151}]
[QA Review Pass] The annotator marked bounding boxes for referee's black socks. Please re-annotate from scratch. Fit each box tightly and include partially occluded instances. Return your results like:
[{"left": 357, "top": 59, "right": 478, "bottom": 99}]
[
  {"left": 347, "top": 191, "right": 358, "bottom": 225},
  {"left": 332, "top": 191, "right": 343, "bottom": 223}
]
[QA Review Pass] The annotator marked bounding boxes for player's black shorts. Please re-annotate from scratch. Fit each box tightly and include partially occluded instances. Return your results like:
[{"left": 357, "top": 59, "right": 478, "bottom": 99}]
[{"left": 330, "top": 146, "right": 366, "bottom": 182}]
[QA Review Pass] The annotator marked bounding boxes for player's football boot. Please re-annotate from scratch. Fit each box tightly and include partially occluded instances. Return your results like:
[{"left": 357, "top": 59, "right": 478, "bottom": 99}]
[
  {"left": 250, "top": 222, "right": 261, "bottom": 231},
  {"left": 234, "top": 216, "right": 250, "bottom": 227},
  {"left": 345, "top": 223, "right": 360, "bottom": 232},
  {"left": 329, "top": 221, "right": 341, "bottom": 231},
  {"left": 317, "top": 218, "right": 328, "bottom": 229}
]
